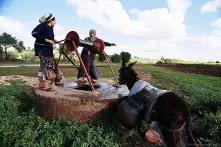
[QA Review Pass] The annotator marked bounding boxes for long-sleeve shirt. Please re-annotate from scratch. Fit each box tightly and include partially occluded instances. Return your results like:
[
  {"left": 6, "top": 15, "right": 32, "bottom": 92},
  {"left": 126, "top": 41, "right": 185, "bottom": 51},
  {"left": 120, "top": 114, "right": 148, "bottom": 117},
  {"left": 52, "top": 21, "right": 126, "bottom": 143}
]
[
  {"left": 31, "top": 23, "right": 54, "bottom": 57},
  {"left": 81, "top": 37, "right": 113, "bottom": 55}
]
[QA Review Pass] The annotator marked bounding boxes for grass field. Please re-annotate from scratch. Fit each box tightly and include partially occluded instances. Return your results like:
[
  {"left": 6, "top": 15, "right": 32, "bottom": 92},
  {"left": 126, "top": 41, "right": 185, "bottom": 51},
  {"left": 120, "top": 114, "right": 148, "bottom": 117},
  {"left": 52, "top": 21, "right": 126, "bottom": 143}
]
[{"left": 0, "top": 64, "right": 221, "bottom": 146}]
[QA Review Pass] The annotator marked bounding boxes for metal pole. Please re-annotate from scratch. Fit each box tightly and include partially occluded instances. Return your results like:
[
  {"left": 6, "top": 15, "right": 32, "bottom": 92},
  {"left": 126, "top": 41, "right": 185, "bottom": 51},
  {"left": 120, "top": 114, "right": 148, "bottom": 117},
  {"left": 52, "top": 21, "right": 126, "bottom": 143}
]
[
  {"left": 103, "top": 52, "right": 118, "bottom": 84},
  {"left": 61, "top": 50, "right": 78, "bottom": 68},
  {"left": 56, "top": 43, "right": 65, "bottom": 66},
  {"left": 71, "top": 41, "right": 95, "bottom": 92},
  {"left": 56, "top": 43, "right": 78, "bottom": 68}
]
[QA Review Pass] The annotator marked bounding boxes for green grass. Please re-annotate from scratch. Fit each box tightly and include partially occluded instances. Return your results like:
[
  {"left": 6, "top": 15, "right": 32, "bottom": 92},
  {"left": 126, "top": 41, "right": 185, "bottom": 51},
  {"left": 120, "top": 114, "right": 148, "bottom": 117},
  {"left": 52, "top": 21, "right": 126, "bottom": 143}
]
[
  {"left": 0, "top": 67, "right": 39, "bottom": 76},
  {"left": 0, "top": 80, "right": 147, "bottom": 146},
  {"left": 142, "top": 65, "right": 221, "bottom": 101},
  {"left": 0, "top": 60, "right": 38, "bottom": 65}
]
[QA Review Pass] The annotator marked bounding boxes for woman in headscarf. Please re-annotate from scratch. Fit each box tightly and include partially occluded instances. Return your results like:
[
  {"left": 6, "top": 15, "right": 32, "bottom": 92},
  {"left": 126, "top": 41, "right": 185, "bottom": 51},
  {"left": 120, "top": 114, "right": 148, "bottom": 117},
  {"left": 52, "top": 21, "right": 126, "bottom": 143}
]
[
  {"left": 77, "top": 29, "right": 115, "bottom": 83},
  {"left": 32, "top": 13, "right": 62, "bottom": 90}
]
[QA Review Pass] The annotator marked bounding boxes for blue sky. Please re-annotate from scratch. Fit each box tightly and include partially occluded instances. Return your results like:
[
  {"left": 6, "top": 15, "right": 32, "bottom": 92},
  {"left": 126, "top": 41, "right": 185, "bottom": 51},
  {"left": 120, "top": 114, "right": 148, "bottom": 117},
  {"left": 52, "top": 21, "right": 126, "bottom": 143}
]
[{"left": 0, "top": 0, "right": 221, "bottom": 61}]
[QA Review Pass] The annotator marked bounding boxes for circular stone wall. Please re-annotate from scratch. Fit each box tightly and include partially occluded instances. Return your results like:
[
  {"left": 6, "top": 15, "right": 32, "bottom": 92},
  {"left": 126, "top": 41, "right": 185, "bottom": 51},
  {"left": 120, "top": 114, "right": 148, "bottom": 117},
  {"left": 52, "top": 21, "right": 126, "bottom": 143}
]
[{"left": 33, "top": 79, "right": 129, "bottom": 123}]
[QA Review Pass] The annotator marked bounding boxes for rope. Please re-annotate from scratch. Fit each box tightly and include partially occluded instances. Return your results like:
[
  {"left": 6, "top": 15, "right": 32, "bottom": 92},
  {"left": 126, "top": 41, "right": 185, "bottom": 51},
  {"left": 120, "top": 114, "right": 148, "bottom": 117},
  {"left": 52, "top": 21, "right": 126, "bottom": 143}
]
[{"left": 160, "top": 121, "right": 186, "bottom": 133}]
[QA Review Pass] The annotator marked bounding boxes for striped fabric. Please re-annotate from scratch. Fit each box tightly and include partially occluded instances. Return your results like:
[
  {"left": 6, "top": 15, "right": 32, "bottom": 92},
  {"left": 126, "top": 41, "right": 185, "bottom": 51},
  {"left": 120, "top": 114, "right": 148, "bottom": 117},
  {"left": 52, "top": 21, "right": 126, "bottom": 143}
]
[
  {"left": 128, "top": 80, "right": 167, "bottom": 122},
  {"left": 129, "top": 80, "right": 166, "bottom": 97}
]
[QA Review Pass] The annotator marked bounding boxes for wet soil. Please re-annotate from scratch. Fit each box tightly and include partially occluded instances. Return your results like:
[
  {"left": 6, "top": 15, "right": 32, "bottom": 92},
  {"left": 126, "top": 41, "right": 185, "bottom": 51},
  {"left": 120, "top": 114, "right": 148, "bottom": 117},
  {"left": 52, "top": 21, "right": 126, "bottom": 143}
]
[{"left": 155, "top": 64, "right": 221, "bottom": 77}]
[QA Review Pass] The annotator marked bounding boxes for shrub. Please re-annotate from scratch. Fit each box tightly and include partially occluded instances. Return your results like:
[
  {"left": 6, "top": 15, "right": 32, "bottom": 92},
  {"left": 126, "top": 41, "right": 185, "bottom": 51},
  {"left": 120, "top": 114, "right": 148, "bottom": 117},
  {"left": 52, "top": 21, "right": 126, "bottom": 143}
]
[
  {"left": 7, "top": 51, "right": 19, "bottom": 60},
  {"left": 111, "top": 54, "right": 121, "bottom": 63}
]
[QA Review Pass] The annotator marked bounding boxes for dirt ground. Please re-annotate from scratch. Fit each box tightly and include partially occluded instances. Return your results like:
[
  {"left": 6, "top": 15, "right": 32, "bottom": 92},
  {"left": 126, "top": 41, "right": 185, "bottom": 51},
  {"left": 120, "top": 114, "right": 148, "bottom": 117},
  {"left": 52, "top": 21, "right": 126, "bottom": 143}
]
[
  {"left": 155, "top": 64, "right": 221, "bottom": 77},
  {"left": 0, "top": 75, "right": 114, "bottom": 87},
  {"left": 0, "top": 75, "right": 38, "bottom": 86}
]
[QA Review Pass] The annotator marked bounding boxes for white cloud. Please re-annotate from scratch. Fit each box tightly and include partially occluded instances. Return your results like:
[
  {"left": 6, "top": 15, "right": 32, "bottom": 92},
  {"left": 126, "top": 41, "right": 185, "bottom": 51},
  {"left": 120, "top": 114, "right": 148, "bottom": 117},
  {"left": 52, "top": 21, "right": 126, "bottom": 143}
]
[
  {"left": 121, "top": 33, "right": 221, "bottom": 61},
  {"left": 212, "top": 18, "right": 221, "bottom": 28},
  {"left": 0, "top": 16, "right": 24, "bottom": 33},
  {"left": 0, "top": 16, "right": 32, "bottom": 47},
  {"left": 201, "top": 0, "right": 221, "bottom": 13},
  {"left": 66, "top": 0, "right": 190, "bottom": 42},
  {"left": 167, "top": 0, "right": 192, "bottom": 14},
  {"left": 1, "top": 1, "right": 220, "bottom": 61},
  {"left": 211, "top": 29, "right": 221, "bottom": 36},
  {"left": 0, "top": 16, "right": 71, "bottom": 47},
  {"left": 54, "top": 24, "right": 71, "bottom": 41},
  {"left": 65, "top": 0, "right": 221, "bottom": 61},
  {"left": 67, "top": 0, "right": 146, "bottom": 38},
  {"left": 176, "top": 34, "right": 221, "bottom": 61}
]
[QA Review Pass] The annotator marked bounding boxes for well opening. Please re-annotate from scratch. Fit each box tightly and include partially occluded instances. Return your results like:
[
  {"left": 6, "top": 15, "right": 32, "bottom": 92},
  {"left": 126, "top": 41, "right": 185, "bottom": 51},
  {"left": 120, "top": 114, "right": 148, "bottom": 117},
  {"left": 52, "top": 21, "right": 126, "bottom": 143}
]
[{"left": 74, "top": 84, "right": 100, "bottom": 91}]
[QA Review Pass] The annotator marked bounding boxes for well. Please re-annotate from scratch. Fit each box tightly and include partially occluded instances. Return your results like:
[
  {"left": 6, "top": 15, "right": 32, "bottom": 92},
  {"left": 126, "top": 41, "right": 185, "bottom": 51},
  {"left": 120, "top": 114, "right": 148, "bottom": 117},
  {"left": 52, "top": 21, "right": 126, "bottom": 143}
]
[{"left": 33, "top": 79, "right": 129, "bottom": 123}]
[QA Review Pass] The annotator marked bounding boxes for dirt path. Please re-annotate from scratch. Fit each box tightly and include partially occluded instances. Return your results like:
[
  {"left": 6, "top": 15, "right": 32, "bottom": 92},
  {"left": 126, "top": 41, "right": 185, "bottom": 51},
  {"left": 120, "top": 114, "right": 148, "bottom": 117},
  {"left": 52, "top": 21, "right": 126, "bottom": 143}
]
[{"left": 0, "top": 75, "right": 38, "bottom": 86}]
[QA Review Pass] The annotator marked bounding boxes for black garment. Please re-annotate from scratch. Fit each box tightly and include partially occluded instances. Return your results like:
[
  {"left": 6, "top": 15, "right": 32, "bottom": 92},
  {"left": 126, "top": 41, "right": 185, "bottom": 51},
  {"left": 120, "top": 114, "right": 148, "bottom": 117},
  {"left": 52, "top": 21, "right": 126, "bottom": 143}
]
[
  {"left": 77, "top": 37, "right": 100, "bottom": 80},
  {"left": 32, "top": 23, "right": 54, "bottom": 57},
  {"left": 77, "top": 37, "right": 114, "bottom": 79}
]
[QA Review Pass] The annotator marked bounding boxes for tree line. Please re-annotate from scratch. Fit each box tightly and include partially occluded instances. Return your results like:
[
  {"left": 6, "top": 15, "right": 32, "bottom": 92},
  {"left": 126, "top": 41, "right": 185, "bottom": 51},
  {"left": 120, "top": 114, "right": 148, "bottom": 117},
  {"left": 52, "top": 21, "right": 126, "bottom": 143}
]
[
  {"left": 98, "top": 52, "right": 131, "bottom": 63},
  {"left": 0, "top": 32, "right": 25, "bottom": 60}
]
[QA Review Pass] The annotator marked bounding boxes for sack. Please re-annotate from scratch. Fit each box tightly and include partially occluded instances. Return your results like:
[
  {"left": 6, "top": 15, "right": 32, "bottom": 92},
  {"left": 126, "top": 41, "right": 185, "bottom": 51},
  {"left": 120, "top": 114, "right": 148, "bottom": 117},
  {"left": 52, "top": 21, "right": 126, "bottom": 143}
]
[
  {"left": 117, "top": 100, "right": 139, "bottom": 128},
  {"left": 44, "top": 68, "right": 56, "bottom": 80},
  {"left": 116, "top": 88, "right": 149, "bottom": 128}
]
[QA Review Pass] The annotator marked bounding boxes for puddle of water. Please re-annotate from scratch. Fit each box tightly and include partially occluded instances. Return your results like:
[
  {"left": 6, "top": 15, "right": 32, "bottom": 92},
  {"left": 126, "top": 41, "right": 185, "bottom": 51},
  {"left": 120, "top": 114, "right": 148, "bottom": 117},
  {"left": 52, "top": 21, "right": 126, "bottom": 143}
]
[
  {"left": 63, "top": 81, "right": 130, "bottom": 99},
  {"left": 63, "top": 81, "right": 78, "bottom": 88},
  {"left": 97, "top": 83, "right": 129, "bottom": 99}
]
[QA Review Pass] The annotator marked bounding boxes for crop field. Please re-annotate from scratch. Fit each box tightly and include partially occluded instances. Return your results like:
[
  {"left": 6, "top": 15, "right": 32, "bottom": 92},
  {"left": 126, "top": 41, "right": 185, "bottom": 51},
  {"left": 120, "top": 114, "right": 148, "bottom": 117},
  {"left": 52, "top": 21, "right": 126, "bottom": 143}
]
[
  {"left": 0, "top": 63, "right": 221, "bottom": 146},
  {"left": 155, "top": 63, "right": 221, "bottom": 77}
]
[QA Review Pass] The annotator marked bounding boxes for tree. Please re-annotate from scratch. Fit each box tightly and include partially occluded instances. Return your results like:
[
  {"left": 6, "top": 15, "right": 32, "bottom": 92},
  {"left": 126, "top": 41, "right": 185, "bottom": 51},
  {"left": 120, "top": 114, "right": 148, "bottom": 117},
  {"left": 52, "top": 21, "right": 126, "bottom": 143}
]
[
  {"left": 120, "top": 51, "right": 131, "bottom": 63},
  {"left": 15, "top": 41, "right": 25, "bottom": 52},
  {"left": 111, "top": 53, "right": 121, "bottom": 63},
  {"left": 0, "top": 32, "right": 25, "bottom": 60},
  {"left": 0, "top": 45, "right": 3, "bottom": 60}
]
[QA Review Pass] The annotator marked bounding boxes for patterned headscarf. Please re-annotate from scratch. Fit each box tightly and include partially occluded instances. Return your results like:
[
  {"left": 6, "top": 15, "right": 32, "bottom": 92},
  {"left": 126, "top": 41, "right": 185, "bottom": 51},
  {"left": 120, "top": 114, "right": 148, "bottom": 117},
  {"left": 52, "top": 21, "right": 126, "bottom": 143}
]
[{"left": 39, "top": 13, "right": 55, "bottom": 23}]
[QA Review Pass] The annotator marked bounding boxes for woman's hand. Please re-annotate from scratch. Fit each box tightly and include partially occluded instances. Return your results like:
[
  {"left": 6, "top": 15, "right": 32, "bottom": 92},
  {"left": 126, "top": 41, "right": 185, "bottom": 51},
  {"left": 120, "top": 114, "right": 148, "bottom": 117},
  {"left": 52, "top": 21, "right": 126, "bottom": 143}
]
[
  {"left": 45, "top": 39, "right": 55, "bottom": 44},
  {"left": 53, "top": 39, "right": 63, "bottom": 46},
  {"left": 111, "top": 43, "right": 116, "bottom": 46}
]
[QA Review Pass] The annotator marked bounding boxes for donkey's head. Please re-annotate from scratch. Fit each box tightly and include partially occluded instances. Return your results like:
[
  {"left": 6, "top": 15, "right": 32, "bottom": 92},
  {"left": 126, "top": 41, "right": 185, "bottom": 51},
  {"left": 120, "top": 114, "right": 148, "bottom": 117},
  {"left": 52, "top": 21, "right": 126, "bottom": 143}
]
[{"left": 119, "top": 61, "right": 140, "bottom": 90}]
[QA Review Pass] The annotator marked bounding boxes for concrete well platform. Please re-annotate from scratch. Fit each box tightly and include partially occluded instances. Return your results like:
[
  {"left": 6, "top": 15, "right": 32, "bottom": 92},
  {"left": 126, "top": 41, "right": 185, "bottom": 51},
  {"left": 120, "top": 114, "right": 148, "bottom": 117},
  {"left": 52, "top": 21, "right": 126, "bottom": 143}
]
[{"left": 33, "top": 78, "right": 129, "bottom": 123}]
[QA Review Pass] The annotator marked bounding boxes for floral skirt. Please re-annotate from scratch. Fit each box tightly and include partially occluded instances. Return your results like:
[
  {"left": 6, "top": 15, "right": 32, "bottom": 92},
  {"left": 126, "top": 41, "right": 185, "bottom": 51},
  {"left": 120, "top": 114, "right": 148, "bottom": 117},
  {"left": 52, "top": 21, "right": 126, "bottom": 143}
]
[{"left": 39, "top": 53, "right": 62, "bottom": 82}]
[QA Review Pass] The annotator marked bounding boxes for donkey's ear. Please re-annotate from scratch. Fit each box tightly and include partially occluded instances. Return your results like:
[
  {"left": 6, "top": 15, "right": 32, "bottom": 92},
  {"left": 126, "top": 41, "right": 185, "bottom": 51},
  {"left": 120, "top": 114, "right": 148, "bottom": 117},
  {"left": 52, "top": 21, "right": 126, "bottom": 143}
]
[{"left": 128, "top": 61, "right": 137, "bottom": 68}]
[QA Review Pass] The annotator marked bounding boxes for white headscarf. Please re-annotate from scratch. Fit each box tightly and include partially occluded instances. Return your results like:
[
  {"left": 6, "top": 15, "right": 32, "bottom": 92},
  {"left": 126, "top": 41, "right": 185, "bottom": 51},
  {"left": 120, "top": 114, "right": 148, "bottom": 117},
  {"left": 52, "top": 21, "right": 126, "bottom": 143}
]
[{"left": 39, "top": 13, "right": 55, "bottom": 23}]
